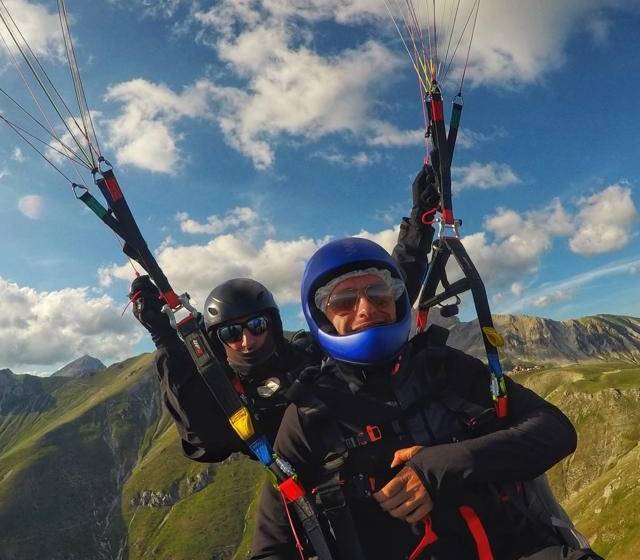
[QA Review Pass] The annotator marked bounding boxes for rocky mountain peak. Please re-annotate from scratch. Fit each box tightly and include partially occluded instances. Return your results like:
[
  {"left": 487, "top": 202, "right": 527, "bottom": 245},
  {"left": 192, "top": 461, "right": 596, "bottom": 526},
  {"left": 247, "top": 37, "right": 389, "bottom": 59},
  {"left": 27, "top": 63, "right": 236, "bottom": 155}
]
[{"left": 51, "top": 355, "right": 106, "bottom": 378}]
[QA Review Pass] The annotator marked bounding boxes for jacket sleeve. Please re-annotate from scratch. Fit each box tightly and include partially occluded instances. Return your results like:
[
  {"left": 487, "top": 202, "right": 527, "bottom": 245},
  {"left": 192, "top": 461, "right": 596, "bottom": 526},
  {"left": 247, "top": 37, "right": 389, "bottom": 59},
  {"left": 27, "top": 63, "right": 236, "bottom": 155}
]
[
  {"left": 392, "top": 214, "right": 434, "bottom": 305},
  {"left": 408, "top": 349, "right": 577, "bottom": 504},
  {"left": 250, "top": 404, "right": 318, "bottom": 560},
  {"left": 155, "top": 340, "right": 246, "bottom": 463}
]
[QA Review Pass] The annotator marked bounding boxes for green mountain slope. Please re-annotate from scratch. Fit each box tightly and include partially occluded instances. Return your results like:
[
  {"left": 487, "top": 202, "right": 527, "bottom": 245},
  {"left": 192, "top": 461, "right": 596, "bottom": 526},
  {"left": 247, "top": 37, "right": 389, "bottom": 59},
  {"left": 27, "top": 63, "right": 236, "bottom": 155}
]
[
  {"left": 0, "top": 355, "right": 263, "bottom": 560},
  {"left": 517, "top": 361, "right": 640, "bottom": 559}
]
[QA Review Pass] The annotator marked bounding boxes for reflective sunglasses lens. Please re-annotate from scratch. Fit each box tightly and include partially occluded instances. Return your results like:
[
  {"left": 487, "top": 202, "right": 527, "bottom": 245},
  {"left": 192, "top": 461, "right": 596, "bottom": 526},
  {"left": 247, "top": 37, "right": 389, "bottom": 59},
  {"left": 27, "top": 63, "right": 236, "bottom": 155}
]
[
  {"left": 365, "top": 284, "right": 395, "bottom": 306},
  {"left": 218, "top": 324, "right": 243, "bottom": 344},
  {"left": 246, "top": 316, "right": 268, "bottom": 335},
  {"left": 327, "top": 288, "right": 358, "bottom": 314}
]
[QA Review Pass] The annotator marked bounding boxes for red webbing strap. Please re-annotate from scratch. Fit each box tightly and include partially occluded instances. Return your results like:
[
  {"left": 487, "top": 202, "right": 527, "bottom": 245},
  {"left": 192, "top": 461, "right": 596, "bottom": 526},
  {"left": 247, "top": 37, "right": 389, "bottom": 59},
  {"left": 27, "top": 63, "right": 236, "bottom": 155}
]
[
  {"left": 279, "top": 491, "right": 305, "bottom": 560},
  {"left": 458, "top": 505, "right": 494, "bottom": 560},
  {"left": 408, "top": 517, "right": 439, "bottom": 560},
  {"left": 416, "top": 309, "right": 429, "bottom": 333}
]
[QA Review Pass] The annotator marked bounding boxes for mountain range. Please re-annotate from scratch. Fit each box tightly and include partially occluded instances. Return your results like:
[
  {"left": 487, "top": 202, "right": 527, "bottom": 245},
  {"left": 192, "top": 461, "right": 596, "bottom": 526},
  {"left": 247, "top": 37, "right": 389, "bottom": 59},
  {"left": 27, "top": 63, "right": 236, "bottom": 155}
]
[{"left": 0, "top": 314, "right": 638, "bottom": 559}]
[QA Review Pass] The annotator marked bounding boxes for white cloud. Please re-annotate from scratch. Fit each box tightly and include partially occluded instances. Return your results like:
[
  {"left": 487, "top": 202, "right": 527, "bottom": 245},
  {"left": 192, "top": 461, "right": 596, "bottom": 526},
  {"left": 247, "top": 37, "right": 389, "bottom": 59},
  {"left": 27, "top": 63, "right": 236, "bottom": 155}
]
[
  {"left": 459, "top": 199, "right": 573, "bottom": 291},
  {"left": 453, "top": 161, "right": 521, "bottom": 190},
  {"left": 506, "top": 256, "right": 640, "bottom": 314},
  {"left": 443, "top": 1, "right": 635, "bottom": 88},
  {"left": 17, "top": 194, "right": 44, "bottom": 219},
  {"left": 531, "top": 288, "right": 576, "bottom": 308},
  {"left": 207, "top": 40, "right": 400, "bottom": 168},
  {"left": 367, "top": 122, "right": 424, "bottom": 148},
  {"left": 104, "top": 79, "right": 213, "bottom": 173},
  {"left": 0, "top": 0, "right": 64, "bottom": 60},
  {"left": 11, "top": 147, "right": 25, "bottom": 162},
  {"left": 176, "top": 206, "right": 266, "bottom": 236},
  {"left": 0, "top": 277, "right": 140, "bottom": 370},
  {"left": 456, "top": 128, "right": 507, "bottom": 149},
  {"left": 569, "top": 184, "right": 638, "bottom": 255},
  {"left": 311, "top": 149, "right": 381, "bottom": 168},
  {"left": 185, "top": 1, "right": 404, "bottom": 167},
  {"left": 0, "top": 168, "right": 9, "bottom": 180}
]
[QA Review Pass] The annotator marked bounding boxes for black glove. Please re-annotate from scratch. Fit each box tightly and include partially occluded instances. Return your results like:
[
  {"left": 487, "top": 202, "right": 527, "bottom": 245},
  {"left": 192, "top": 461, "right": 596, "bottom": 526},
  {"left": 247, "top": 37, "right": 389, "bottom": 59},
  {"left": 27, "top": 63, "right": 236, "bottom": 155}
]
[
  {"left": 410, "top": 159, "right": 440, "bottom": 227},
  {"left": 129, "top": 275, "right": 178, "bottom": 347}
]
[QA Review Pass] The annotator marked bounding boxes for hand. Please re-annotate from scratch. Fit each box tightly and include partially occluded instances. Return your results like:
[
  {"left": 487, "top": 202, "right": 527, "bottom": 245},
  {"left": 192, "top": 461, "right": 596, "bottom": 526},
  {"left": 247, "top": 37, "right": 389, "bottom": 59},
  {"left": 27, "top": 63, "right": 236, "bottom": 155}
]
[
  {"left": 412, "top": 157, "right": 440, "bottom": 213},
  {"left": 373, "top": 446, "right": 433, "bottom": 524},
  {"left": 129, "top": 275, "right": 176, "bottom": 345}
]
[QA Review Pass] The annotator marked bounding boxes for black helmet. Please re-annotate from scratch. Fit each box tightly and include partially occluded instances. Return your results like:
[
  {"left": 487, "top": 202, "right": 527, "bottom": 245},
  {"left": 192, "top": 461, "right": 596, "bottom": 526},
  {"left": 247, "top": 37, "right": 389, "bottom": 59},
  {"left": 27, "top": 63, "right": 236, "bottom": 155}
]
[{"left": 203, "top": 278, "right": 279, "bottom": 333}]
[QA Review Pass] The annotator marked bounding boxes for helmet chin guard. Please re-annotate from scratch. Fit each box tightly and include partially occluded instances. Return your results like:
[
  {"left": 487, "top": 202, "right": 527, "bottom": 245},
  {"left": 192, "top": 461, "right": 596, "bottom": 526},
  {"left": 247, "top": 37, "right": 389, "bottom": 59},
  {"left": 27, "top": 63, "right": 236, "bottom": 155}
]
[{"left": 301, "top": 237, "right": 411, "bottom": 365}]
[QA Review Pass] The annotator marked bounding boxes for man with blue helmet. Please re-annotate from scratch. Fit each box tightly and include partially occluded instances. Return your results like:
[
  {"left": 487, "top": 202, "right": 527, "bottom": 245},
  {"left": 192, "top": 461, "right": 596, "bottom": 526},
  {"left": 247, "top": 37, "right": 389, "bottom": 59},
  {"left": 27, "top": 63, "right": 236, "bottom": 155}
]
[
  {"left": 130, "top": 166, "right": 439, "bottom": 465},
  {"left": 249, "top": 238, "right": 600, "bottom": 560}
]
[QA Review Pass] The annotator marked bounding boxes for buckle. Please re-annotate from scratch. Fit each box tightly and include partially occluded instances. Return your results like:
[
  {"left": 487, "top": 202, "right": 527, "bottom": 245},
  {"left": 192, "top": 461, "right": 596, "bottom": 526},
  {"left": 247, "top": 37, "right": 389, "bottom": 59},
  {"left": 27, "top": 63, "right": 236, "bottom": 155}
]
[
  {"left": 345, "top": 425, "right": 383, "bottom": 449},
  {"left": 366, "top": 425, "right": 382, "bottom": 442}
]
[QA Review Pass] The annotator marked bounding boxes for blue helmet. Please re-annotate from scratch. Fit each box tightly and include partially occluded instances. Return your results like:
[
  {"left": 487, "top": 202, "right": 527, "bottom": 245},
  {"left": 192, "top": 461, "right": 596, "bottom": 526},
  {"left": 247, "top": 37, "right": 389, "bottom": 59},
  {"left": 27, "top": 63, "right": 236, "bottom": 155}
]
[{"left": 301, "top": 237, "right": 411, "bottom": 365}]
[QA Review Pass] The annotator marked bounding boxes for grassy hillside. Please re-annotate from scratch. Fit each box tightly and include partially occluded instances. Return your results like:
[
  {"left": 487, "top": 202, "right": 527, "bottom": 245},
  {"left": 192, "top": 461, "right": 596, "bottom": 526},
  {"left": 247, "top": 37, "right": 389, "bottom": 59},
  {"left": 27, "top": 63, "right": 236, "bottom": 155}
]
[
  {"left": 0, "top": 355, "right": 264, "bottom": 560},
  {"left": 517, "top": 361, "right": 640, "bottom": 559}
]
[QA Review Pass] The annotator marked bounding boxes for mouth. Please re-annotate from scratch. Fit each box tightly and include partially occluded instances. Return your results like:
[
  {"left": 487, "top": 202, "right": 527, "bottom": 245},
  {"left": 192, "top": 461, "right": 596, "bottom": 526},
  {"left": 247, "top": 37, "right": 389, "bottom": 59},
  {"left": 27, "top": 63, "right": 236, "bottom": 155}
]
[{"left": 350, "top": 319, "right": 387, "bottom": 332}]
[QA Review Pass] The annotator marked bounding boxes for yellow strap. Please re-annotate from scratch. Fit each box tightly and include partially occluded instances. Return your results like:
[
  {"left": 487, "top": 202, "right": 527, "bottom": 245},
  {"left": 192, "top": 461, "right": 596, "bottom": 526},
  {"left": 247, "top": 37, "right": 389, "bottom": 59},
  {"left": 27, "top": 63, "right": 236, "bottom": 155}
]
[
  {"left": 482, "top": 327, "right": 504, "bottom": 348},
  {"left": 229, "top": 406, "right": 255, "bottom": 441}
]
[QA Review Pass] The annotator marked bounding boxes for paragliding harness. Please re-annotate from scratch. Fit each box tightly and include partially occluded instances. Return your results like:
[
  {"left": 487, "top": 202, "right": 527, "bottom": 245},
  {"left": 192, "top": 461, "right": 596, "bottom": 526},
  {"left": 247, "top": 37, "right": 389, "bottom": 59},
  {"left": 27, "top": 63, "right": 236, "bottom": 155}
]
[
  {"left": 416, "top": 84, "right": 508, "bottom": 421},
  {"left": 287, "top": 326, "right": 599, "bottom": 560}
]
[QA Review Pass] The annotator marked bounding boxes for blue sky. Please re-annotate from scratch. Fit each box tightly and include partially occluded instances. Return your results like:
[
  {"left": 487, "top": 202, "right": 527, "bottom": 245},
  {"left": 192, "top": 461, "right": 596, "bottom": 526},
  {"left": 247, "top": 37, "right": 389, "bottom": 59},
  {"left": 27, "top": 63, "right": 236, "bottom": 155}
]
[{"left": 0, "top": 0, "right": 638, "bottom": 374}]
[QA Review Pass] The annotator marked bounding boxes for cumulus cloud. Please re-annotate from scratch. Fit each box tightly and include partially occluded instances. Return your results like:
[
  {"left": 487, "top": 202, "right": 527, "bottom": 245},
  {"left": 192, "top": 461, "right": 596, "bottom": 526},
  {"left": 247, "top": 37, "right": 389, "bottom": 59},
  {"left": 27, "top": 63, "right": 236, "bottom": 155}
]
[
  {"left": 447, "top": 1, "right": 634, "bottom": 88},
  {"left": 18, "top": 195, "right": 44, "bottom": 219},
  {"left": 458, "top": 199, "right": 573, "bottom": 291},
  {"left": 569, "top": 184, "right": 638, "bottom": 255},
  {"left": 176, "top": 206, "right": 273, "bottom": 237},
  {"left": 453, "top": 161, "right": 522, "bottom": 190},
  {"left": 150, "top": 1, "right": 401, "bottom": 168},
  {"left": 0, "top": 277, "right": 140, "bottom": 370},
  {"left": 0, "top": 0, "right": 64, "bottom": 60},
  {"left": 104, "top": 79, "right": 213, "bottom": 173},
  {"left": 206, "top": 40, "right": 400, "bottom": 168}
]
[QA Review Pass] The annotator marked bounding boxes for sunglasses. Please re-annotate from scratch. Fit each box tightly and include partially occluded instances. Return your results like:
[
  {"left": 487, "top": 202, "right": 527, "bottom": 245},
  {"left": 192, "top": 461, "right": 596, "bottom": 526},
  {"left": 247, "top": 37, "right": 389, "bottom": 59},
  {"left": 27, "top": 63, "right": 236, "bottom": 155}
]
[
  {"left": 217, "top": 316, "right": 269, "bottom": 344},
  {"left": 326, "top": 283, "right": 395, "bottom": 315}
]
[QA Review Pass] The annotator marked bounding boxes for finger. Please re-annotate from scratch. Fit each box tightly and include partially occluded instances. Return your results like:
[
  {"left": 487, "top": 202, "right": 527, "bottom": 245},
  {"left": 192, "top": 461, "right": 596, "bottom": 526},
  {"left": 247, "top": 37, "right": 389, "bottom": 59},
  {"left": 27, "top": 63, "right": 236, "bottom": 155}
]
[
  {"left": 387, "top": 495, "right": 425, "bottom": 519},
  {"left": 390, "top": 446, "right": 423, "bottom": 468},
  {"left": 405, "top": 503, "right": 433, "bottom": 524},
  {"left": 377, "top": 489, "right": 410, "bottom": 512},
  {"left": 373, "top": 476, "right": 405, "bottom": 502}
]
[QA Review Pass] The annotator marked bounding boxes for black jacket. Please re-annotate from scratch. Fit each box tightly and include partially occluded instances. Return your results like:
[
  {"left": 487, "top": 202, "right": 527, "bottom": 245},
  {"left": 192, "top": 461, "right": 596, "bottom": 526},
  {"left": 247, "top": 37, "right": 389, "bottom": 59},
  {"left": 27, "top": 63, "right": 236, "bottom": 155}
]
[
  {"left": 249, "top": 333, "right": 577, "bottom": 560},
  {"left": 153, "top": 216, "right": 433, "bottom": 463}
]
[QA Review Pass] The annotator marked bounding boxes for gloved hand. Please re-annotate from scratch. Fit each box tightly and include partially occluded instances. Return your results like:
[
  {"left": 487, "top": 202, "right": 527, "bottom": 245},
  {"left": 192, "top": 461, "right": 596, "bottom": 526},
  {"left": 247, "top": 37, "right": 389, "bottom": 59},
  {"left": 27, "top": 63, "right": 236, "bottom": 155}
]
[
  {"left": 411, "top": 159, "right": 440, "bottom": 219},
  {"left": 129, "top": 275, "right": 178, "bottom": 347}
]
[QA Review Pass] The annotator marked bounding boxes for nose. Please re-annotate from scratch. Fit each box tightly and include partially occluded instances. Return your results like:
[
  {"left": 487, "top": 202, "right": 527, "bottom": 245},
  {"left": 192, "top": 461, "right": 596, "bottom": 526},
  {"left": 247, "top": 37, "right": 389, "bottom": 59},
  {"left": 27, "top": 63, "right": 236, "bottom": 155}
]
[
  {"left": 241, "top": 328, "right": 258, "bottom": 350},
  {"left": 355, "top": 293, "right": 375, "bottom": 317}
]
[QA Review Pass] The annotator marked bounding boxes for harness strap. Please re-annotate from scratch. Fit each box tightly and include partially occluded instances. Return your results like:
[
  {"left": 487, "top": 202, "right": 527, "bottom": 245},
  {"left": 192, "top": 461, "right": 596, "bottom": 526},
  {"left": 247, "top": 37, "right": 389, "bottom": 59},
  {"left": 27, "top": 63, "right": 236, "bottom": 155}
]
[
  {"left": 459, "top": 505, "right": 495, "bottom": 560},
  {"left": 408, "top": 517, "right": 439, "bottom": 560},
  {"left": 314, "top": 472, "right": 367, "bottom": 560},
  {"left": 279, "top": 491, "right": 305, "bottom": 560}
]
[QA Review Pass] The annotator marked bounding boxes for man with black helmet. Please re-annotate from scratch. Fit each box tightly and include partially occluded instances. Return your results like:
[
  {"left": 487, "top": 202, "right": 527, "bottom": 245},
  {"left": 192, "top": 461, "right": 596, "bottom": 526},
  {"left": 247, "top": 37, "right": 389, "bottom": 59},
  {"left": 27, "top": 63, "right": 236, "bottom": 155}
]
[
  {"left": 130, "top": 164, "right": 439, "bottom": 463},
  {"left": 249, "top": 237, "right": 601, "bottom": 560}
]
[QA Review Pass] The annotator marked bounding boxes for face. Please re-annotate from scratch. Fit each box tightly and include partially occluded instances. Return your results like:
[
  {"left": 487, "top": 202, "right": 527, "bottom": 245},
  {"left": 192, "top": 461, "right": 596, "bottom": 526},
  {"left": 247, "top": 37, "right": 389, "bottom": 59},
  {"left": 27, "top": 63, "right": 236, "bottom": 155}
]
[
  {"left": 218, "top": 314, "right": 269, "bottom": 353},
  {"left": 323, "top": 273, "right": 397, "bottom": 335}
]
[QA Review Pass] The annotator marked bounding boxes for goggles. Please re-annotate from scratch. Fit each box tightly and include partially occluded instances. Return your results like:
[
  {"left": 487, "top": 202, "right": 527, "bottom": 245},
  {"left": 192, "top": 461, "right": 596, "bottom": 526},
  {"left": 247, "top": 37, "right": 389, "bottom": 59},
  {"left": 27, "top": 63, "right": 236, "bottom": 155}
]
[
  {"left": 217, "top": 315, "right": 269, "bottom": 345},
  {"left": 326, "top": 283, "right": 396, "bottom": 315}
]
